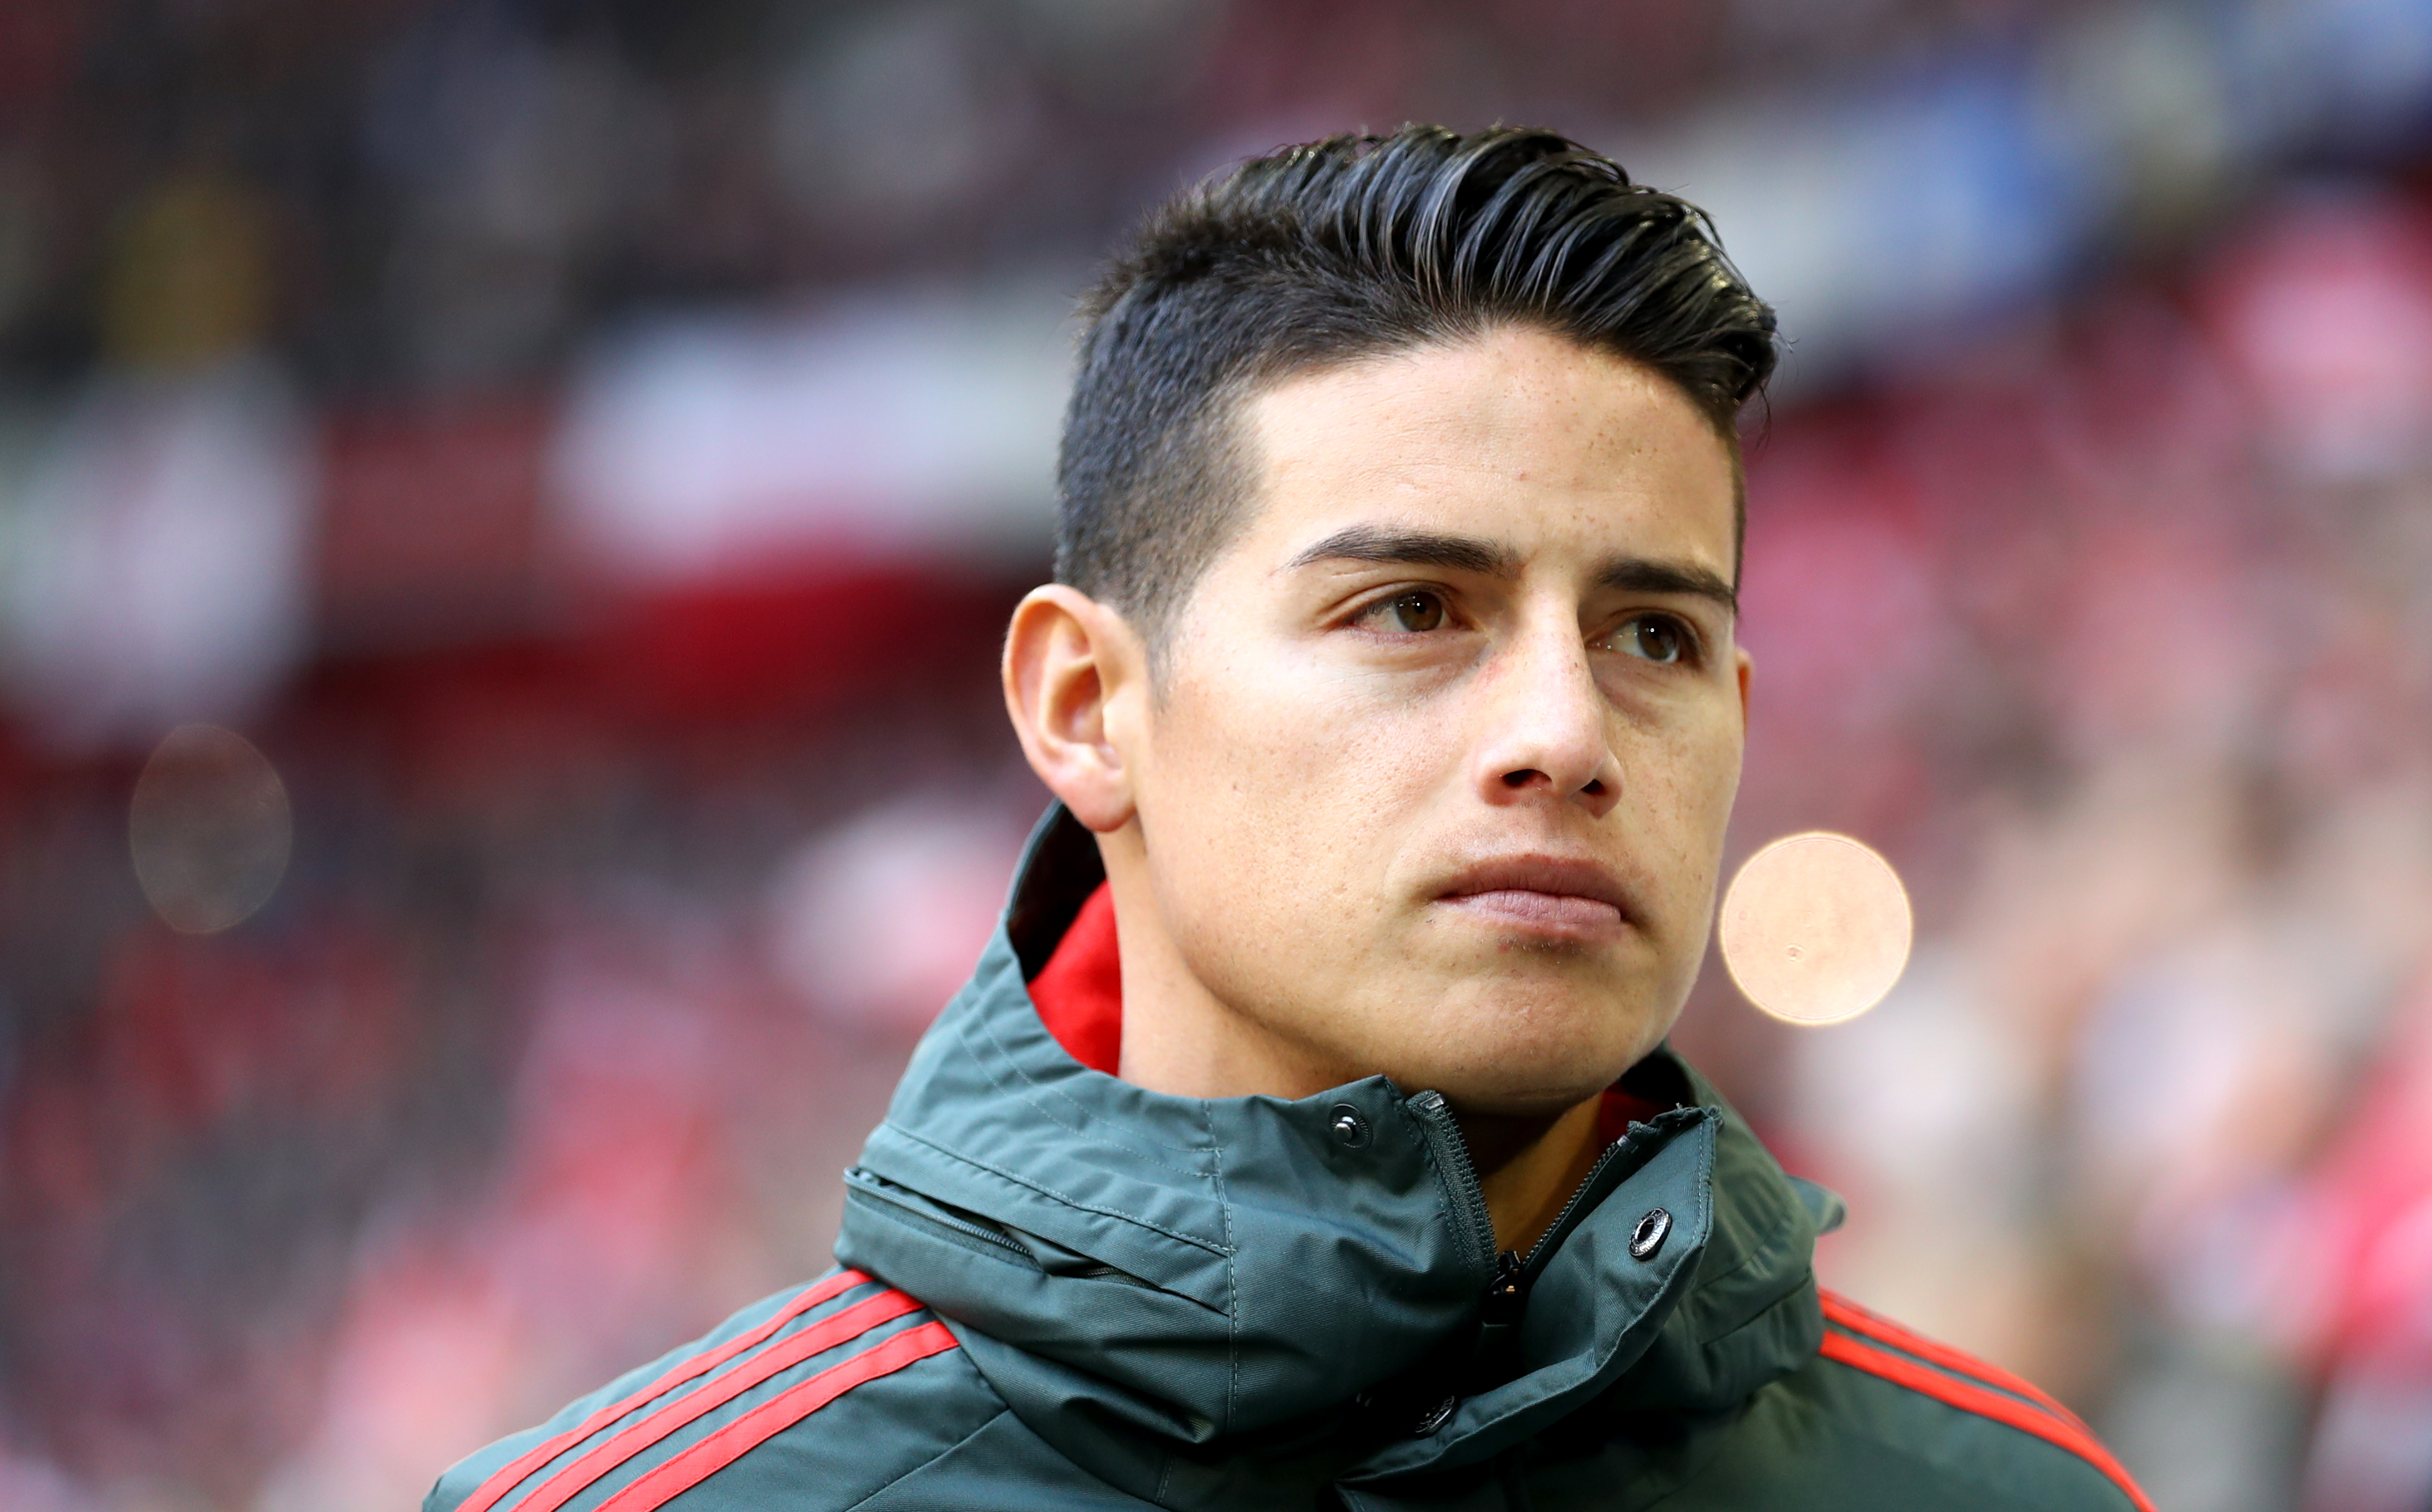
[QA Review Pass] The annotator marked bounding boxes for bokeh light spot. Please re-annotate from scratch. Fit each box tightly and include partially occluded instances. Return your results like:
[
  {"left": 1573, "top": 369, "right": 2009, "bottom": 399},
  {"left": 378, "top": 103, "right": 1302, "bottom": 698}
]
[
  {"left": 129, "top": 724, "right": 294, "bottom": 934},
  {"left": 1719, "top": 832, "right": 1912, "bottom": 1026}
]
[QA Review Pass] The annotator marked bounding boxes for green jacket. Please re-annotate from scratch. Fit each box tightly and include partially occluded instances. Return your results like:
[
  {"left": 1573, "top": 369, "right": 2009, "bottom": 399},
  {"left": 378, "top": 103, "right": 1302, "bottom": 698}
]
[{"left": 429, "top": 807, "right": 2150, "bottom": 1511}]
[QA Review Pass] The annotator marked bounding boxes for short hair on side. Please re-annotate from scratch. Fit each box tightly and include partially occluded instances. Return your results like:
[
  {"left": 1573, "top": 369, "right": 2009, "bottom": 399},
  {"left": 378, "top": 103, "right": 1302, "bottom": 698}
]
[{"left": 1054, "top": 124, "right": 1780, "bottom": 651}]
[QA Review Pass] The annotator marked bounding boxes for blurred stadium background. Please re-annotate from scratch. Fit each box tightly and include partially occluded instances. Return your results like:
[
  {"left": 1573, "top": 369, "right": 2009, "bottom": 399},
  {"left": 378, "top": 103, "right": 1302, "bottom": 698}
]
[{"left": 3, "top": 1, "right": 2430, "bottom": 1508}]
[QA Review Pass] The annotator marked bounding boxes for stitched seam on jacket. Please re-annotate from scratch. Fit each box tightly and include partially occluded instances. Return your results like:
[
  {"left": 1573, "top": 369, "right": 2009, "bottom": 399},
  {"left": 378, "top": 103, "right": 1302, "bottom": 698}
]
[
  {"left": 1684, "top": 1232, "right": 1805, "bottom": 1346},
  {"left": 956, "top": 997, "right": 1216, "bottom": 1168},
  {"left": 878, "top": 1122, "right": 1235, "bottom": 1258},
  {"left": 1689, "top": 1194, "right": 1797, "bottom": 1300},
  {"left": 1678, "top": 1271, "right": 1817, "bottom": 1388},
  {"left": 837, "top": 1404, "right": 1012, "bottom": 1512},
  {"left": 1673, "top": 1130, "right": 1816, "bottom": 1344},
  {"left": 1205, "top": 1098, "right": 1240, "bottom": 1435},
  {"left": 960, "top": 949, "right": 1155, "bottom": 1152}
]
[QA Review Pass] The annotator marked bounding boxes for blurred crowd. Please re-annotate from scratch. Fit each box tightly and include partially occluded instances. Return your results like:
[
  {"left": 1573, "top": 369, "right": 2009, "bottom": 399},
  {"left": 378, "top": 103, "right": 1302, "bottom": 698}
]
[
  {"left": 2, "top": 3, "right": 2430, "bottom": 1510},
  {"left": 1715, "top": 192, "right": 2432, "bottom": 1512}
]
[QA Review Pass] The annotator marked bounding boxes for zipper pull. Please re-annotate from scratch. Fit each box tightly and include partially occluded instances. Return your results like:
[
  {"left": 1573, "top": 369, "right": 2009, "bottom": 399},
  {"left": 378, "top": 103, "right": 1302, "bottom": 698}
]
[{"left": 1469, "top": 1248, "right": 1529, "bottom": 1390}]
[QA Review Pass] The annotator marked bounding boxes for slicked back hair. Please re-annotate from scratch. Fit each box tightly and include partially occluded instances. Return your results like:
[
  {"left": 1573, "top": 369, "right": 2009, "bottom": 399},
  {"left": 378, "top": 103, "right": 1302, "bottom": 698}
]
[{"left": 1055, "top": 125, "right": 1778, "bottom": 653}]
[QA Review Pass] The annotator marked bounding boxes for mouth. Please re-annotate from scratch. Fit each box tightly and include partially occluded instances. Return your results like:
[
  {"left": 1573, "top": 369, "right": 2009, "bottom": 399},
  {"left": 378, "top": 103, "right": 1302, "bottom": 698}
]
[{"left": 1432, "top": 855, "right": 1639, "bottom": 945}]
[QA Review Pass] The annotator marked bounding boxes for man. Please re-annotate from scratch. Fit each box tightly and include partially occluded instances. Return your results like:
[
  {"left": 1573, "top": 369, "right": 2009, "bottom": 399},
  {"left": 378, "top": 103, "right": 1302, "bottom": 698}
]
[{"left": 429, "top": 127, "right": 2151, "bottom": 1511}]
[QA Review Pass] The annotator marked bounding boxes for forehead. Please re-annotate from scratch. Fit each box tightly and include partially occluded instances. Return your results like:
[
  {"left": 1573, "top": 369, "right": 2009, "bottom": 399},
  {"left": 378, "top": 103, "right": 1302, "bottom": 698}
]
[{"left": 1232, "top": 326, "right": 1737, "bottom": 576}]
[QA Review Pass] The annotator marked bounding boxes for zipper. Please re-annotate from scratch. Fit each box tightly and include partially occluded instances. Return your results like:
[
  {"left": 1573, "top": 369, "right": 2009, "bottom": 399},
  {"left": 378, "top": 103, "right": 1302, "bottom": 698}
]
[
  {"left": 1407, "top": 1090, "right": 1498, "bottom": 1275},
  {"left": 843, "top": 1168, "right": 1035, "bottom": 1262},
  {"left": 1465, "top": 1141, "right": 1631, "bottom": 1391},
  {"left": 1516, "top": 1138, "right": 1631, "bottom": 1282},
  {"left": 1408, "top": 1091, "right": 1677, "bottom": 1394},
  {"left": 844, "top": 1168, "right": 1165, "bottom": 1290},
  {"left": 1470, "top": 1247, "right": 1529, "bottom": 1385}
]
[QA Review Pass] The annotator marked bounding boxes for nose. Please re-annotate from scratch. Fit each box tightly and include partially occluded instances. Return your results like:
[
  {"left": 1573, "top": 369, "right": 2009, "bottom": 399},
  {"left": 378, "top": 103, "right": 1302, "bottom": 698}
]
[{"left": 1470, "top": 623, "right": 1622, "bottom": 820}]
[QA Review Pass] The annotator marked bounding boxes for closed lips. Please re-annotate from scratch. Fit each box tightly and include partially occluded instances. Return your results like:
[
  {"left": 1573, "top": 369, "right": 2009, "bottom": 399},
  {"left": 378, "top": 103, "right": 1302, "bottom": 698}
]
[{"left": 1434, "top": 857, "right": 1637, "bottom": 934}]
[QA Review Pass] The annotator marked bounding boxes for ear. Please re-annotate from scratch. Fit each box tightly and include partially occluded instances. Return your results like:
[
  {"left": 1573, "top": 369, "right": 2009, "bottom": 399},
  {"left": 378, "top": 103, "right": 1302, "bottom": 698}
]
[
  {"left": 1002, "top": 585, "right": 1151, "bottom": 834},
  {"left": 1735, "top": 644, "right": 1753, "bottom": 729}
]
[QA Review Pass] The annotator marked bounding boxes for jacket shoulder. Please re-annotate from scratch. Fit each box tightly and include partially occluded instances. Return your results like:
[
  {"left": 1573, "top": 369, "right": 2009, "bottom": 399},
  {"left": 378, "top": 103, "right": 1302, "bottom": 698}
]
[
  {"left": 1695, "top": 1290, "right": 2150, "bottom": 1512},
  {"left": 424, "top": 1269, "right": 1005, "bottom": 1512}
]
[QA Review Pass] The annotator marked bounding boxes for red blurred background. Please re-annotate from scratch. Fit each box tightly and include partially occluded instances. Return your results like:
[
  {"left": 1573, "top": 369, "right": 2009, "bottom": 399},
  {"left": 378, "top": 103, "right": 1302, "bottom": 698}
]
[{"left": 2, "top": 3, "right": 2429, "bottom": 1509}]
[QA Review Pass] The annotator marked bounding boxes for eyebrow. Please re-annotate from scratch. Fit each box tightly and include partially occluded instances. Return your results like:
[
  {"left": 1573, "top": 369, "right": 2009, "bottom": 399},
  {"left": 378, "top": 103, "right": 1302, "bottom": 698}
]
[
  {"left": 1286, "top": 525, "right": 1517, "bottom": 577},
  {"left": 1597, "top": 557, "right": 1739, "bottom": 620},
  {"left": 1285, "top": 525, "right": 1739, "bottom": 619}
]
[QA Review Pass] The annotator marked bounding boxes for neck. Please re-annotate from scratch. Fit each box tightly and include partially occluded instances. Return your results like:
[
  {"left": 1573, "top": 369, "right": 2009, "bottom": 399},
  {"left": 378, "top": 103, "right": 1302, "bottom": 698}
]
[
  {"left": 1103, "top": 835, "right": 1609, "bottom": 1257},
  {"left": 1107, "top": 849, "right": 1350, "bottom": 1099},
  {"left": 1460, "top": 1098, "right": 1608, "bottom": 1253}
]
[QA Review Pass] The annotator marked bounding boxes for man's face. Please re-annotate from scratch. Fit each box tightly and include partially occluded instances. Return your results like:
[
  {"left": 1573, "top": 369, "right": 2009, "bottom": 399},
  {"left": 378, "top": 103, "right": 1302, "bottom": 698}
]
[{"left": 1125, "top": 326, "right": 1748, "bottom": 1115}]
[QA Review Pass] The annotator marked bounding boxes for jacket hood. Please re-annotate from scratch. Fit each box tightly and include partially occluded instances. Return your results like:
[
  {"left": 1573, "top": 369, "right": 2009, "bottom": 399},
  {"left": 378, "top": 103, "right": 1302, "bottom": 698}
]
[{"left": 834, "top": 806, "right": 1829, "bottom": 1503}]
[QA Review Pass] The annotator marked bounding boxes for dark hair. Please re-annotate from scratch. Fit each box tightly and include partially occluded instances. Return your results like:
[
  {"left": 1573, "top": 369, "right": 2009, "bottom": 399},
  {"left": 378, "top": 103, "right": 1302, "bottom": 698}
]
[{"left": 1054, "top": 125, "right": 1777, "bottom": 649}]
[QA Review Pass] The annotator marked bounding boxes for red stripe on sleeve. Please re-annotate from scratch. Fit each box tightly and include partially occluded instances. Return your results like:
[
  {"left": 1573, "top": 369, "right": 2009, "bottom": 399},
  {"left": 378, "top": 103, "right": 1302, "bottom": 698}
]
[
  {"left": 596, "top": 1320, "right": 961, "bottom": 1512},
  {"left": 507, "top": 1289, "right": 923, "bottom": 1512},
  {"left": 1821, "top": 1290, "right": 2092, "bottom": 1434},
  {"left": 456, "top": 1268, "right": 871, "bottom": 1512},
  {"left": 1818, "top": 1330, "right": 2155, "bottom": 1512}
]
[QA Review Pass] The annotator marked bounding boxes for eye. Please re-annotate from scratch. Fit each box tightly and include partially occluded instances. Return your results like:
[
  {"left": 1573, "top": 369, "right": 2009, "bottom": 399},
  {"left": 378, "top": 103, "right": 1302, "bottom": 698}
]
[
  {"left": 1367, "top": 590, "right": 1447, "bottom": 633},
  {"left": 1613, "top": 613, "right": 1690, "bottom": 664}
]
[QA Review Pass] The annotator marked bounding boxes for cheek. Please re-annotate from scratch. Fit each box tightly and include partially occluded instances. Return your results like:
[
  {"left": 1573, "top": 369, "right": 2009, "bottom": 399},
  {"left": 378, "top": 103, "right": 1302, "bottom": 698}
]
[
  {"left": 1687, "top": 714, "right": 1746, "bottom": 836},
  {"left": 1141, "top": 658, "right": 1451, "bottom": 921},
  {"left": 1161, "top": 653, "right": 1443, "bottom": 815},
  {"left": 1624, "top": 709, "right": 1745, "bottom": 887}
]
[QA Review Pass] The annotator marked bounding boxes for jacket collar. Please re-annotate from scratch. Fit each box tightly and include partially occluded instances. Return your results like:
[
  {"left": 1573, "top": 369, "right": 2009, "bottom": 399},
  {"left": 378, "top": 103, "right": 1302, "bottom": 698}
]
[{"left": 835, "top": 805, "right": 1826, "bottom": 1501}]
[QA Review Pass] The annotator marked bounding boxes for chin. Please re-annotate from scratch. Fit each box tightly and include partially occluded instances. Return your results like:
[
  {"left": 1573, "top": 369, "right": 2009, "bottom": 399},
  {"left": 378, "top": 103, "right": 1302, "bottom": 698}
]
[
  {"left": 1383, "top": 999, "right": 1671, "bottom": 1115},
  {"left": 1429, "top": 1057, "right": 1629, "bottom": 1116}
]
